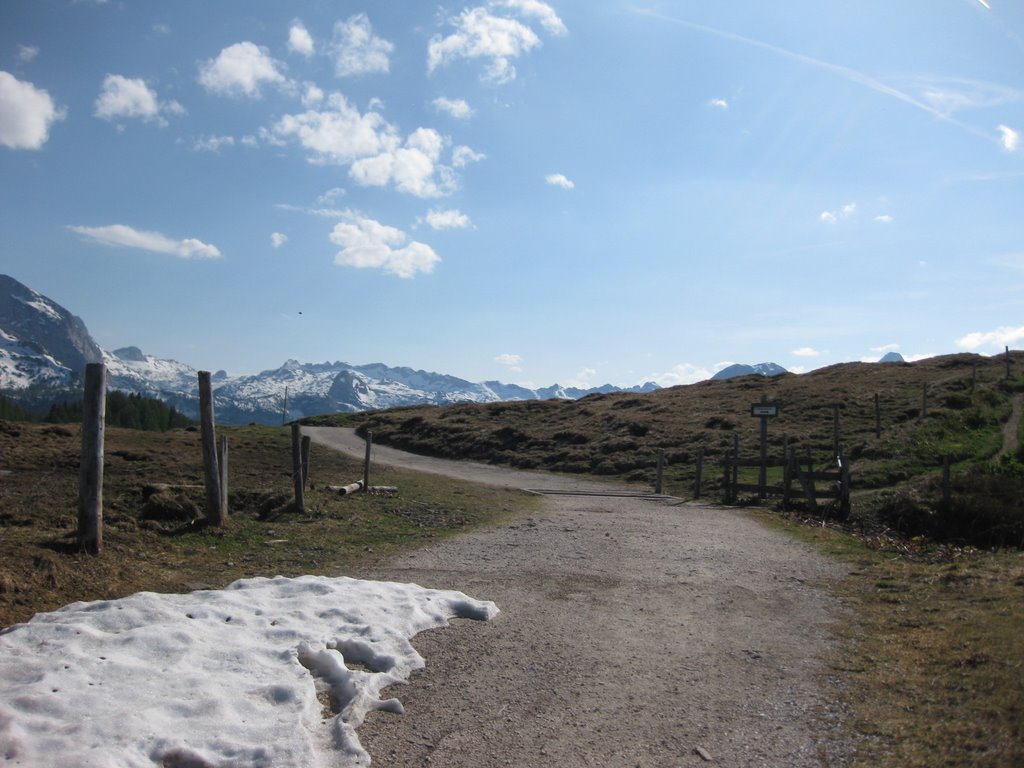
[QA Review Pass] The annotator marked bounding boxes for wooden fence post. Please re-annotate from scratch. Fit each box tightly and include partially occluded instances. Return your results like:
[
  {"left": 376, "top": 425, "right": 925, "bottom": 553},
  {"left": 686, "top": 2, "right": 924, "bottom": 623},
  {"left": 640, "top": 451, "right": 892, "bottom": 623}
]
[
  {"left": 731, "top": 434, "right": 739, "bottom": 500},
  {"left": 291, "top": 423, "right": 305, "bottom": 513},
  {"left": 1006, "top": 346, "right": 1012, "bottom": 379},
  {"left": 198, "top": 371, "right": 224, "bottom": 526},
  {"left": 693, "top": 448, "right": 704, "bottom": 500},
  {"left": 363, "top": 430, "right": 373, "bottom": 490},
  {"left": 839, "top": 450, "right": 851, "bottom": 519},
  {"left": 655, "top": 448, "right": 665, "bottom": 495},
  {"left": 782, "top": 445, "right": 792, "bottom": 508},
  {"left": 301, "top": 435, "right": 311, "bottom": 489},
  {"left": 78, "top": 362, "right": 106, "bottom": 555},
  {"left": 217, "top": 435, "right": 229, "bottom": 518}
]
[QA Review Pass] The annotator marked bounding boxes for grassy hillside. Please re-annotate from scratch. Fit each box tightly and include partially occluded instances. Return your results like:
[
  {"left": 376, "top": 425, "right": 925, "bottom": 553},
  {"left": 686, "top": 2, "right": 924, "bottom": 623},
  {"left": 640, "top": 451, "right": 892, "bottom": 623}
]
[
  {"left": 1, "top": 353, "right": 1022, "bottom": 766},
  {"left": 308, "top": 353, "right": 1024, "bottom": 547}
]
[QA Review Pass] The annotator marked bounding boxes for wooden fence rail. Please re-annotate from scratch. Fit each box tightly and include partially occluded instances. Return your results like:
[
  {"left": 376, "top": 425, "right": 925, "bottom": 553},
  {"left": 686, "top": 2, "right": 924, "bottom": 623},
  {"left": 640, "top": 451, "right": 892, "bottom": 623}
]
[{"left": 721, "top": 448, "right": 850, "bottom": 519}]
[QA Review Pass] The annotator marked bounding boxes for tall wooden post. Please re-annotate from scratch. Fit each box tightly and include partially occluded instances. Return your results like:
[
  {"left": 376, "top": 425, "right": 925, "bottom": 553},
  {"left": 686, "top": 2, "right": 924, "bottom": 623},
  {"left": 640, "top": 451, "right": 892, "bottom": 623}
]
[
  {"left": 731, "top": 434, "right": 740, "bottom": 502},
  {"left": 758, "top": 396, "right": 768, "bottom": 500},
  {"left": 78, "top": 362, "right": 106, "bottom": 555},
  {"left": 1006, "top": 346, "right": 1012, "bottom": 379},
  {"left": 301, "top": 435, "right": 311, "bottom": 489},
  {"left": 363, "top": 430, "right": 373, "bottom": 490},
  {"left": 198, "top": 371, "right": 224, "bottom": 525},
  {"left": 291, "top": 423, "right": 305, "bottom": 513},
  {"left": 874, "top": 393, "right": 881, "bottom": 439},
  {"left": 655, "top": 449, "right": 665, "bottom": 494},
  {"left": 217, "top": 435, "right": 229, "bottom": 519}
]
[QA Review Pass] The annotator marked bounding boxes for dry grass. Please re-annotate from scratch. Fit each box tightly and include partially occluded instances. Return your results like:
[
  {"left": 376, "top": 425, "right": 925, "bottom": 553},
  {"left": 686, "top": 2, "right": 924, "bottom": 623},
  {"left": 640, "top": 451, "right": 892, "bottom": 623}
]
[
  {"left": 761, "top": 512, "right": 1024, "bottom": 767},
  {"left": 0, "top": 421, "right": 539, "bottom": 629}
]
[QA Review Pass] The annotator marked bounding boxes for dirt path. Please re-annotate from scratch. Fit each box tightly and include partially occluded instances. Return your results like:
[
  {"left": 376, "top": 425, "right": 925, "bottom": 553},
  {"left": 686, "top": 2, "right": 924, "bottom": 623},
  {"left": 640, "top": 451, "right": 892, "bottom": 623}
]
[{"left": 306, "top": 428, "right": 853, "bottom": 767}]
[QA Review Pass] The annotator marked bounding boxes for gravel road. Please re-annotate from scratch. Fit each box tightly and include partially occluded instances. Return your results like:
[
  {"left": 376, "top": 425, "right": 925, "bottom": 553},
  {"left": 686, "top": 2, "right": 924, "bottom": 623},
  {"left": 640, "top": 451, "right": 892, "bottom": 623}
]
[{"left": 305, "top": 427, "right": 853, "bottom": 767}]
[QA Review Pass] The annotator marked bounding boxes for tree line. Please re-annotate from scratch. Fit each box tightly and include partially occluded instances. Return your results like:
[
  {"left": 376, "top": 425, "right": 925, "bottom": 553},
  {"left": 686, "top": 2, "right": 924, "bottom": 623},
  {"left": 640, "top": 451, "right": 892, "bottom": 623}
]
[{"left": 0, "top": 391, "right": 193, "bottom": 431}]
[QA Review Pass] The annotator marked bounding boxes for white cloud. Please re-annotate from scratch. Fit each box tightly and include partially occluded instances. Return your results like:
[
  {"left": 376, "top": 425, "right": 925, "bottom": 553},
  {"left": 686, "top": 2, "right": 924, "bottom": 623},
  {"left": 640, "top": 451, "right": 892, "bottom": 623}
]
[
  {"left": 956, "top": 325, "right": 1024, "bottom": 350},
  {"left": 820, "top": 202, "right": 856, "bottom": 223},
  {"left": 428, "top": 5, "right": 552, "bottom": 84},
  {"left": 566, "top": 367, "right": 597, "bottom": 389},
  {"left": 350, "top": 127, "right": 454, "bottom": 198},
  {"left": 495, "top": 352, "right": 523, "bottom": 373},
  {"left": 998, "top": 124, "right": 1020, "bottom": 152},
  {"left": 495, "top": 353, "right": 522, "bottom": 367},
  {"left": 545, "top": 173, "right": 574, "bottom": 189},
  {"left": 709, "top": 98, "right": 729, "bottom": 110},
  {"left": 495, "top": 0, "right": 568, "bottom": 36},
  {"left": 317, "top": 187, "right": 346, "bottom": 205},
  {"left": 198, "top": 42, "right": 286, "bottom": 98},
  {"left": 94, "top": 75, "right": 184, "bottom": 124},
  {"left": 68, "top": 224, "right": 222, "bottom": 259},
  {"left": 647, "top": 363, "right": 712, "bottom": 387},
  {"left": 791, "top": 347, "right": 820, "bottom": 357},
  {"left": 330, "top": 14, "right": 393, "bottom": 77},
  {"left": 301, "top": 83, "right": 324, "bottom": 107},
  {"left": 18, "top": 45, "right": 39, "bottom": 63},
  {"left": 270, "top": 232, "right": 288, "bottom": 248},
  {"left": 875, "top": 214, "right": 894, "bottom": 223},
  {"left": 193, "top": 134, "right": 235, "bottom": 152},
  {"left": 329, "top": 212, "right": 440, "bottom": 278},
  {"left": 452, "top": 145, "right": 485, "bottom": 167},
  {"left": 433, "top": 96, "right": 473, "bottom": 119},
  {"left": 266, "top": 92, "right": 397, "bottom": 164},
  {"left": 0, "top": 71, "right": 64, "bottom": 149},
  {"left": 423, "top": 208, "right": 471, "bottom": 230},
  {"left": 288, "top": 21, "right": 314, "bottom": 58},
  {"left": 870, "top": 343, "right": 900, "bottom": 353}
]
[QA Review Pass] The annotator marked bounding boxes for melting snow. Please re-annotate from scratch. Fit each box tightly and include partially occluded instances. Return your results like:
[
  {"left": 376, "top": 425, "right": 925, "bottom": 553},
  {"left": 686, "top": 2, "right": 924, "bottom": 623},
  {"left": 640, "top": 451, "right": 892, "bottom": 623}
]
[{"left": 0, "top": 575, "right": 498, "bottom": 767}]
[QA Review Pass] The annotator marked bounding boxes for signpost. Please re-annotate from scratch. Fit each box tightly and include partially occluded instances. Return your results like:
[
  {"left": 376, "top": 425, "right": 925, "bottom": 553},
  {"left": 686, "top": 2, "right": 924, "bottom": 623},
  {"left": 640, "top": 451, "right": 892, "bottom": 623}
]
[{"left": 751, "top": 396, "right": 779, "bottom": 498}]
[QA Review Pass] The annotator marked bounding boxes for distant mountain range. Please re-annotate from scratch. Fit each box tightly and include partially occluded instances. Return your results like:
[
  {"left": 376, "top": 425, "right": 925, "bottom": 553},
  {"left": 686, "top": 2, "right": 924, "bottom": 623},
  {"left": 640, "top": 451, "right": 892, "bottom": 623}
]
[{"left": 0, "top": 275, "right": 659, "bottom": 424}]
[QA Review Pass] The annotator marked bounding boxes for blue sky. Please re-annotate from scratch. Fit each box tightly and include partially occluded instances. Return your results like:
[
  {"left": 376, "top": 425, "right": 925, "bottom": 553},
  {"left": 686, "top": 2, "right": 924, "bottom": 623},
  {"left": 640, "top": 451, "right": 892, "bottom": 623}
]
[{"left": 2, "top": 0, "right": 1022, "bottom": 388}]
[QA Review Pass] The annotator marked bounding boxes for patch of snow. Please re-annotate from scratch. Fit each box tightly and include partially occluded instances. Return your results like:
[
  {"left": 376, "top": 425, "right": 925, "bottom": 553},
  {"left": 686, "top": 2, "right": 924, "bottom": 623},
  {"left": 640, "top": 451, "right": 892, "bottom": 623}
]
[
  {"left": 0, "top": 575, "right": 497, "bottom": 767},
  {"left": 12, "top": 293, "right": 64, "bottom": 323},
  {"left": 0, "top": 333, "right": 72, "bottom": 389}
]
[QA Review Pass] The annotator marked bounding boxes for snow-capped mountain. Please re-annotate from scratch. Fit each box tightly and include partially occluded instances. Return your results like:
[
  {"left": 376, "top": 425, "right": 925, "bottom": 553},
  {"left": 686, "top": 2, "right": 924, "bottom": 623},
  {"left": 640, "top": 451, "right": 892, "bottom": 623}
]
[
  {"left": 0, "top": 275, "right": 660, "bottom": 424},
  {"left": 0, "top": 274, "right": 102, "bottom": 390},
  {"left": 711, "top": 362, "right": 789, "bottom": 380}
]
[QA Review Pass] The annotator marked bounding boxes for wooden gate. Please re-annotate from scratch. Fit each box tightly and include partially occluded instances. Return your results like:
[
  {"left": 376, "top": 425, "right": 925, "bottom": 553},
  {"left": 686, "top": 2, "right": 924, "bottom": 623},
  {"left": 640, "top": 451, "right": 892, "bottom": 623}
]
[{"left": 721, "top": 448, "right": 850, "bottom": 519}]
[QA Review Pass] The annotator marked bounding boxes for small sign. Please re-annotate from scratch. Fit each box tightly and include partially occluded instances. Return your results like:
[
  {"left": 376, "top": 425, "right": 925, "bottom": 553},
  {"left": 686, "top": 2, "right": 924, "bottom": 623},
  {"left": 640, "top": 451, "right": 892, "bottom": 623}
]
[{"left": 751, "top": 403, "right": 779, "bottom": 417}]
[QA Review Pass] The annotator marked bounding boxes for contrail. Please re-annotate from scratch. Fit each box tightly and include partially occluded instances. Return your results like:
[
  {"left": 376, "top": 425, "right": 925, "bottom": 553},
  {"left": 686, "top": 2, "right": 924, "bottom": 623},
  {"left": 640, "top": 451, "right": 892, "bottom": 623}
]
[{"left": 630, "top": 7, "right": 996, "bottom": 145}]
